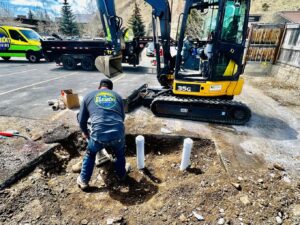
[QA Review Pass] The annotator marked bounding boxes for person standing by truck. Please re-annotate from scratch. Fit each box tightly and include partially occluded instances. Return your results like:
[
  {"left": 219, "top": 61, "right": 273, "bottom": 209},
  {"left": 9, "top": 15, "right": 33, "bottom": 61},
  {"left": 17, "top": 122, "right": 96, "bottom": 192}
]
[{"left": 77, "top": 79, "right": 129, "bottom": 190}]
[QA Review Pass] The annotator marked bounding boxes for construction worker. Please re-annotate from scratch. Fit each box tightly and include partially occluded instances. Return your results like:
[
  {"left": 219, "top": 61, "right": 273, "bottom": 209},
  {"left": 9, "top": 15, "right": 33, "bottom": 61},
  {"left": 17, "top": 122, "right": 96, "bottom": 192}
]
[{"left": 77, "top": 79, "right": 129, "bottom": 190}]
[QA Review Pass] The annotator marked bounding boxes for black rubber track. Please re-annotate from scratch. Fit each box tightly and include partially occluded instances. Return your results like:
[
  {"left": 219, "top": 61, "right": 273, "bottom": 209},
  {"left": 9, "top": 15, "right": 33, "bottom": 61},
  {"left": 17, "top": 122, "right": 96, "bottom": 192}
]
[{"left": 150, "top": 95, "right": 251, "bottom": 125}]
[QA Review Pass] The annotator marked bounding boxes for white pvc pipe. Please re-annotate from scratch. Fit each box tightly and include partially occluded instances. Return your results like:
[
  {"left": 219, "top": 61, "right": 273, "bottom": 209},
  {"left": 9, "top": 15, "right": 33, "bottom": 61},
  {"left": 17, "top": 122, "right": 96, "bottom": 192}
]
[
  {"left": 136, "top": 135, "right": 145, "bottom": 169},
  {"left": 180, "top": 138, "right": 193, "bottom": 171}
]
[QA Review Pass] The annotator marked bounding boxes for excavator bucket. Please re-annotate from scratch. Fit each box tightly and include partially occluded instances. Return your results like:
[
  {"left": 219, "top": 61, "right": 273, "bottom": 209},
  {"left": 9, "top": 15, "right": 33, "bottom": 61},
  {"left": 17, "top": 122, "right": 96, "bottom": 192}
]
[
  {"left": 123, "top": 84, "right": 148, "bottom": 113},
  {"left": 95, "top": 55, "right": 123, "bottom": 78}
]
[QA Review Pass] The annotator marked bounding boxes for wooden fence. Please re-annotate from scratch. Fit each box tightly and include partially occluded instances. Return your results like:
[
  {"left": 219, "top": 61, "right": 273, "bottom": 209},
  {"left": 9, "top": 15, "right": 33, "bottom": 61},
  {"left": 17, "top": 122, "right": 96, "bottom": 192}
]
[{"left": 246, "top": 24, "right": 285, "bottom": 63}]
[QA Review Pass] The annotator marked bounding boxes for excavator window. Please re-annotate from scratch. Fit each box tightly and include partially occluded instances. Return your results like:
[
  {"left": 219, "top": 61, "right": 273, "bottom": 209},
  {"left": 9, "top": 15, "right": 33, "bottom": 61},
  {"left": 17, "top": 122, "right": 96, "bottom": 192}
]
[
  {"left": 221, "top": 0, "right": 246, "bottom": 44},
  {"left": 176, "top": 0, "right": 249, "bottom": 81},
  {"left": 178, "top": 2, "right": 219, "bottom": 79}
]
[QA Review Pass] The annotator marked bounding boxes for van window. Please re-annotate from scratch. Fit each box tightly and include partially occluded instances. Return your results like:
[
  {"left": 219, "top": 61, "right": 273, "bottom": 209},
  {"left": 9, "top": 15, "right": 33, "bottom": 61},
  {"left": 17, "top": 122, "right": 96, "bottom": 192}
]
[
  {"left": 9, "top": 30, "right": 27, "bottom": 42},
  {"left": 20, "top": 29, "right": 41, "bottom": 41},
  {"left": 0, "top": 28, "right": 8, "bottom": 37}
]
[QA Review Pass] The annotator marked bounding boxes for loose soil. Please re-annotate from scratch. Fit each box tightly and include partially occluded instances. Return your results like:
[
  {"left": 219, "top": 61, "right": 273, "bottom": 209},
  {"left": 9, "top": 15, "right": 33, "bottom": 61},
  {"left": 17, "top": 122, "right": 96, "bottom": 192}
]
[
  {"left": 0, "top": 133, "right": 299, "bottom": 225},
  {"left": 246, "top": 75, "right": 300, "bottom": 114}
]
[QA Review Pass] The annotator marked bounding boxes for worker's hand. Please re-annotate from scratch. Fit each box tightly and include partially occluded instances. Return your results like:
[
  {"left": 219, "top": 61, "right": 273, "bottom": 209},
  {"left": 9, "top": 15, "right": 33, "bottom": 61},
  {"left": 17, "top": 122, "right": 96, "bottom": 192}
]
[{"left": 82, "top": 132, "right": 89, "bottom": 140}]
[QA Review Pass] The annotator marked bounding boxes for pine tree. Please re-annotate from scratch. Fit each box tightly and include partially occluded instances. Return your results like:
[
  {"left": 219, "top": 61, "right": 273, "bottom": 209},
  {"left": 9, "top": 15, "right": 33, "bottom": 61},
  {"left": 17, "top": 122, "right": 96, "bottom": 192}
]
[
  {"left": 128, "top": 2, "right": 145, "bottom": 37},
  {"left": 59, "top": 0, "right": 79, "bottom": 36},
  {"left": 185, "top": 9, "right": 205, "bottom": 39}
]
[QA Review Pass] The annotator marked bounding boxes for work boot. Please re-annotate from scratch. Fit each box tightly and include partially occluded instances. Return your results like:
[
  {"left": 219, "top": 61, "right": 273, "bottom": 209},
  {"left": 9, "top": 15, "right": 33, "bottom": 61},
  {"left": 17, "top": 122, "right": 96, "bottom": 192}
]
[
  {"left": 77, "top": 176, "right": 89, "bottom": 190},
  {"left": 95, "top": 149, "right": 111, "bottom": 167},
  {"left": 118, "top": 163, "right": 132, "bottom": 182},
  {"left": 125, "top": 163, "right": 132, "bottom": 174},
  {"left": 72, "top": 161, "right": 82, "bottom": 173}
]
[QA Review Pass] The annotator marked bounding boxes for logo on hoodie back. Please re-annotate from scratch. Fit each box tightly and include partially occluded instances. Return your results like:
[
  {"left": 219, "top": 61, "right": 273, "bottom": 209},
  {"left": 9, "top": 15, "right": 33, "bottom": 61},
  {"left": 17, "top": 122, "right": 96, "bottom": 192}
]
[{"left": 94, "top": 91, "right": 116, "bottom": 109}]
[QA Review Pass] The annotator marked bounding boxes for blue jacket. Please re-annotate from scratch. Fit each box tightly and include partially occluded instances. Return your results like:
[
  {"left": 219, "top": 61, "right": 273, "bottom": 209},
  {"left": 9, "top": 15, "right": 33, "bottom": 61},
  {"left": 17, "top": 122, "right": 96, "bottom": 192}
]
[{"left": 78, "top": 88, "right": 125, "bottom": 142}]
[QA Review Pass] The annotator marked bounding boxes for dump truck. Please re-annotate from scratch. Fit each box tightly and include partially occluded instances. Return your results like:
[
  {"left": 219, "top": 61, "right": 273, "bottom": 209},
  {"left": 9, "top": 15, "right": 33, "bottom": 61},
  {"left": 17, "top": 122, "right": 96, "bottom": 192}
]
[{"left": 41, "top": 37, "right": 142, "bottom": 73}]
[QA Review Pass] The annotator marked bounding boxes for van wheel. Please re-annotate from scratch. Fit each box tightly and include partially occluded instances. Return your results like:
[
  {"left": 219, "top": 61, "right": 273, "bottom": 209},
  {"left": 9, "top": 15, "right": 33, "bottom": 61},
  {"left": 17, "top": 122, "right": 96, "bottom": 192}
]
[
  {"left": 27, "top": 52, "right": 40, "bottom": 63},
  {"left": 81, "top": 56, "right": 95, "bottom": 71},
  {"left": 62, "top": 55, "right": 77, "bottom": 70},
  {"left": 1, "top": 57, "right": 11, "bottom": 62}
]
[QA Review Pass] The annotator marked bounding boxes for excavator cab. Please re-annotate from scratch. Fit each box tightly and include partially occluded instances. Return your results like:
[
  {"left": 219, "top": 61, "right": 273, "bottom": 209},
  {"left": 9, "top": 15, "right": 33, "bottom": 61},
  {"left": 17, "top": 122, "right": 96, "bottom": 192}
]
[{"left": 173, "top": 0, "right": 250, "bottom": 98}]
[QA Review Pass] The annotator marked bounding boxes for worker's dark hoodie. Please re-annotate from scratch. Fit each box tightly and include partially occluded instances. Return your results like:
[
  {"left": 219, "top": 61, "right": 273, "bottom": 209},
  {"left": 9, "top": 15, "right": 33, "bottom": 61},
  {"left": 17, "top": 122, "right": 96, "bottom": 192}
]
[{"left": 78, "top": 88, "right": 125, "bottom": 142}]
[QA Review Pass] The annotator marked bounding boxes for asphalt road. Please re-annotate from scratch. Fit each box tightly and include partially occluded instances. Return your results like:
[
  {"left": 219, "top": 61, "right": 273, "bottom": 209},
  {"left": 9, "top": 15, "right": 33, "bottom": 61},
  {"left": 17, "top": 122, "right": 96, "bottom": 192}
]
[{"left": 0, "top": 55, "right": 158, "bottom": 120}]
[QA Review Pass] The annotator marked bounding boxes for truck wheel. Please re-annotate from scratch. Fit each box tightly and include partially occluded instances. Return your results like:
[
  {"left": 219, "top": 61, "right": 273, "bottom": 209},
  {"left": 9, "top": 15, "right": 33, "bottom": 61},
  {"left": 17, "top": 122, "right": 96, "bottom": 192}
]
[
  {"left": 27, "top": 52, "right": 40, "bottom": 63},
  {"left": 81, "top": 56, "right": 95, "bottom": 71},
  {"left": 1, "top": 57, "right": 11, "bottom": 62},
  {"left": 62, "top": 55, "right": 77, "bottom": 70}
]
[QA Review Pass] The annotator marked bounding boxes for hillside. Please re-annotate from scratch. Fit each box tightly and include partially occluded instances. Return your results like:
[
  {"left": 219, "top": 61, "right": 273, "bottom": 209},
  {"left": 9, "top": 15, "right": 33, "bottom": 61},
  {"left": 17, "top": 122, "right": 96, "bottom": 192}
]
[
  {"left": 250, "top": 0, "right": 300, "bottom": 22},
  {"left": 116, "top": 0, "right": 300, "bottom": 37}
]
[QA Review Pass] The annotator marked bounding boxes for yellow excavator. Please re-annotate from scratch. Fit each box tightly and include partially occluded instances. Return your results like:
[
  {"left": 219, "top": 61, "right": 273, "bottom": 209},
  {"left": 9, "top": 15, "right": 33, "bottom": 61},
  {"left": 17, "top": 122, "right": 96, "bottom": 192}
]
[{"left": 97, "top": 0, "right": 252, "bottom": 125}]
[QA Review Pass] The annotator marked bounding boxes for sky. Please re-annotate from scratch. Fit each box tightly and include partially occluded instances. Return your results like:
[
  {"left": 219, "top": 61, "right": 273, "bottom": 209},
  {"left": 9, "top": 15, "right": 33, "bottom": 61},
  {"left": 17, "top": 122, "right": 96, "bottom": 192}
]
[{"left": 0, "top": 0, "right": 94, "bottom": 18}]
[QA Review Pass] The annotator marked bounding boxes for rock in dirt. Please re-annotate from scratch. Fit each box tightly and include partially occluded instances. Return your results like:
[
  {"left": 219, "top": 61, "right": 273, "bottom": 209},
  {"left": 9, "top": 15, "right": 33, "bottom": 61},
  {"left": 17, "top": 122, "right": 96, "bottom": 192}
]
[
  {"left": 282, "top": 175, "right": 291, "bottom": 183},
  {"left": 275, "top": 216, "right": 283, "bottom": 224},
  {"left": 31, "top": 132, "right": 42, "bottom": 141},
  {"left": 231, "top": 182, "right": 242, "bottom": 190},
  {"left": 107, "top": 216, "right": 123, "bottom": 225},
  {"left": 273, "top": 164, "right": 285, "bottom": 171},
  {"left": 81, "top": 219, "right": 88, "bottom": 225},
  {"left": 179, "top": 214, "right": 187, "bottom": 222},
  {"left": 292, "top": 204, "right": 300, "bottom": 217},
  {"left": 257, "top": 178, "right": 264, "bottom": 183},
  {"left": 217, "top": 218, "right": 225, "bottom": 225},
  {"left": 160, "top": 128, "right": 172, "bottom": 134},
  {"left": 192, "top": 211, "right": 204, "bottom": 221},
  {"left": 43, "top": 125, "right": 72, "bottom": 143},
  {"left": 107, "top": 219, "right": 114, "bottom": 225},
  {"left": 240, "top": 195, "right": 250, "bottom": 205}
]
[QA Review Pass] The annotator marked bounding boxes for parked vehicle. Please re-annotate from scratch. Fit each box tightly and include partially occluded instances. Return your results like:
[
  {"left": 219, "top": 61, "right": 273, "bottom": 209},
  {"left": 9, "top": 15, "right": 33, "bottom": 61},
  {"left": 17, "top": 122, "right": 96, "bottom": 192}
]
[
  {"left": 0, "top": 26, "right": 43, "bottom": 63},
  {"left": 146, "top": 42, "right": 155, "bottom": 56},
  {"left": 41, "top": 39, "right": 142, "bottom": 71}
]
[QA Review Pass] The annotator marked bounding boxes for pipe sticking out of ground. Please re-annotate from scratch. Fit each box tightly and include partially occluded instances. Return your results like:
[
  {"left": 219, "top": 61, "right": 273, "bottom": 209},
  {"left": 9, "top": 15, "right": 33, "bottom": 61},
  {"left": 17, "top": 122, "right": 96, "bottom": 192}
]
[
  {"left": 136, "top": 135, "right": 145, "bottom": 169},
  {"left": 180, "top": 138, "right": 193, "bottom": 171}
]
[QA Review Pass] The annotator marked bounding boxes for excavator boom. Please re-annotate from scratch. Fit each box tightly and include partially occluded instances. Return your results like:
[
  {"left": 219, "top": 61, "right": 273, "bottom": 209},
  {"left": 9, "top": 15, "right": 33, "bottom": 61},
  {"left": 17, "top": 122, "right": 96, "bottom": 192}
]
[
  {"left": 95, "top": 0, "right": 123, "bottom": 77},
  {"left": 145, "top": 0, "right": 173, "bottom": 87}
]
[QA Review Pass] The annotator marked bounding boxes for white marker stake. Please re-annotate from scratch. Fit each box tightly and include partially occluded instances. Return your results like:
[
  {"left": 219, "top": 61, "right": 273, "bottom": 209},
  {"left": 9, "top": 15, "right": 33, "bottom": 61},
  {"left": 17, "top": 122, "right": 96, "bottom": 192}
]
[
  {"left": 180, "top": 138, "right": 193, "bottom": 171},
  {"left": 136, "top": 135, "right": 145, "bottom": 169}
]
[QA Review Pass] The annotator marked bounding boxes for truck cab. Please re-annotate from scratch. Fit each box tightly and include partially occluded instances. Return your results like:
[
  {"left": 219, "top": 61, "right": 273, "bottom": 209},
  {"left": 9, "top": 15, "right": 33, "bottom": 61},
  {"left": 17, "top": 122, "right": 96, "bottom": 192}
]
[{"left": 0, "top": 26, "right": 43, "bottom": 63}]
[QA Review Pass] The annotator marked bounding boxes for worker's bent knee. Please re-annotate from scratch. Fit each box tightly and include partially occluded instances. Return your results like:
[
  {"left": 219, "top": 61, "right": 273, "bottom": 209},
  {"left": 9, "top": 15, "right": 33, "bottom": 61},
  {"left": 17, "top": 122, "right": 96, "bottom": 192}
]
[{"left": 85, "top": 150, "right": 96, "bottom": 158}]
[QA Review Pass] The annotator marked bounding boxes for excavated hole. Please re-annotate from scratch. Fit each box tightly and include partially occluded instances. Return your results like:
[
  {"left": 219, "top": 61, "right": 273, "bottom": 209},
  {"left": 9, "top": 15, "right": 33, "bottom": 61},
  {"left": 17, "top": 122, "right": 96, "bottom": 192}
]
[
  {"left": 0, "top": 132, "right": 242, "bottom": 225},
  {"left": 36, "top": 132, "right": 216, "bottom": 206},
  {"left": 39, "top": 133, "right": 215, "bottom": 177}
]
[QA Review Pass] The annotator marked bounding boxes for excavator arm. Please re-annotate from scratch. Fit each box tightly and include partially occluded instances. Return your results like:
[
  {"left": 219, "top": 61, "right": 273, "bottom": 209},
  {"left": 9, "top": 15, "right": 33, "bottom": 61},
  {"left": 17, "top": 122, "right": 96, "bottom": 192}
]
[
  {"left": 95, "top": 0, "right": 174, "bottom": 80},
  {"left": 95, "top": 0, "right": 123, "bottom": 77},
  {"left": 96, "top": 0, "right": 123, "bottom": 55},
  {"left": 145, "top": 0, "right": 173, "bottom": 87}
]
